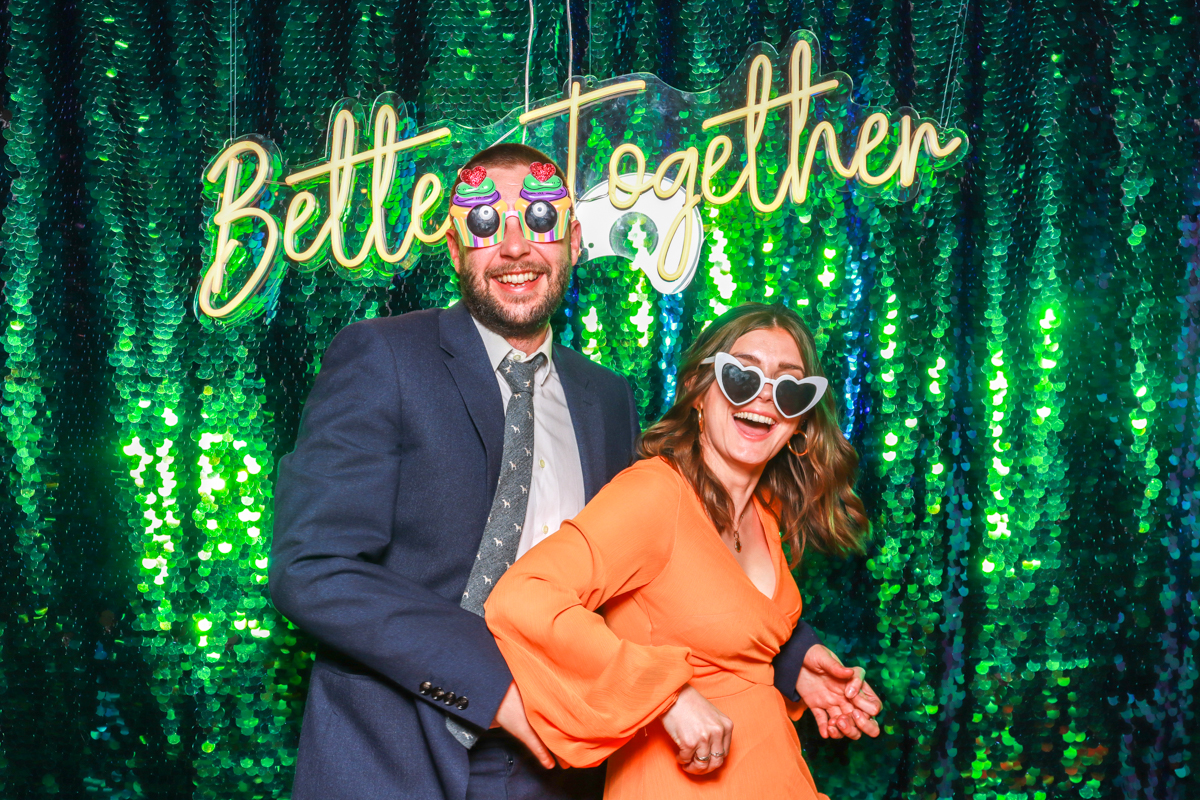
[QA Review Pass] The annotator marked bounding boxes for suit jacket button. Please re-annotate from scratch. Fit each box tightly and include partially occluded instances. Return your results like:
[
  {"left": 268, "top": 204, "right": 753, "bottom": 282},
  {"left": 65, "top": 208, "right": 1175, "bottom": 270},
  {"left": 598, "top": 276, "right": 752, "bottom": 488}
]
[
  {"left": 419, "top": 682, "right": 432, "bottom": 695},
  {"left": 443, "top": 692, "right": 457, "bottom": 705},
  {"left": 456, "top": 697, "right": 469, "bottom": 710},
  {"left": 432, "top": 688, "right": 445, "bottom": 700}
]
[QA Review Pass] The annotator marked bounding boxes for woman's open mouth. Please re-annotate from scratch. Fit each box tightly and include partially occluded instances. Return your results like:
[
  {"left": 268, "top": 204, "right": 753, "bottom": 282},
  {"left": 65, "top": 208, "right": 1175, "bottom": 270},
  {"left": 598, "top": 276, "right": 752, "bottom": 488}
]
[{"left": 732, "top": 410, "right": 776, "bottom": 439}]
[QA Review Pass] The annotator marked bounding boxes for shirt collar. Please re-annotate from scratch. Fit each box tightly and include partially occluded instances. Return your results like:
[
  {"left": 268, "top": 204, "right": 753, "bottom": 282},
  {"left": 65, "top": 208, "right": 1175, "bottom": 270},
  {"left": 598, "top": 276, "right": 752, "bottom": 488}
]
[{"left": 471, "top": 316, "right": 555, "bottom": 386}]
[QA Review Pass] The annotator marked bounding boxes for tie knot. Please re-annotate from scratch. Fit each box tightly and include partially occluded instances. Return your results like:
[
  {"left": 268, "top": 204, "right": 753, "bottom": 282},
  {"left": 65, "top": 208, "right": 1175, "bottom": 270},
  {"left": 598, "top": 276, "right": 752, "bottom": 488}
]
[{"left": 500, "top": 353, "right": 545, "bottom": 394}]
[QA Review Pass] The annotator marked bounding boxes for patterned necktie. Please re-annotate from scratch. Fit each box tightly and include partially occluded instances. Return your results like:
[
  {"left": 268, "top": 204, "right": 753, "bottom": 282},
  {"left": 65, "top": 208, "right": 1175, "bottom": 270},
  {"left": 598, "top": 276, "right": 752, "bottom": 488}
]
[{"left": 447, "top": 352, "right": 545, "bottom": 748}]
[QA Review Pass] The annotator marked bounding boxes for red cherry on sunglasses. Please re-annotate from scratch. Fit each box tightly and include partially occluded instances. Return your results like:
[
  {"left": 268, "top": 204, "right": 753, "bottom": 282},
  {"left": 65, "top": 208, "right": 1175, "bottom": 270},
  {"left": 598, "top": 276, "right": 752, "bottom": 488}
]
[
  {"left": 529, "top": 162, "right": 557, "bottom": 182},
  {"left": 459, "top": 166, "right": 488, "bottom": 187}
]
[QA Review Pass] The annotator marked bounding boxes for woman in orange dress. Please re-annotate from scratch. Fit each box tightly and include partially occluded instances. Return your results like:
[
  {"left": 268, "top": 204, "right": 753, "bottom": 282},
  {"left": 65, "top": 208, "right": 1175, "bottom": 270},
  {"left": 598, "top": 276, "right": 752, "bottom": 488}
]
[{"left": 485, "top": 303, "right": 871, "bottom": 799}]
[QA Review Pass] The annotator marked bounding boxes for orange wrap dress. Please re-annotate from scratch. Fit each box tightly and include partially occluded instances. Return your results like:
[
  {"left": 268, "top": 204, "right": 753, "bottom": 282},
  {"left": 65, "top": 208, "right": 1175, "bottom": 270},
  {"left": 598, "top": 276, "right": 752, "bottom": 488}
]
[{"left": 485, "top": 456, "right": 827, "bottom": 800}]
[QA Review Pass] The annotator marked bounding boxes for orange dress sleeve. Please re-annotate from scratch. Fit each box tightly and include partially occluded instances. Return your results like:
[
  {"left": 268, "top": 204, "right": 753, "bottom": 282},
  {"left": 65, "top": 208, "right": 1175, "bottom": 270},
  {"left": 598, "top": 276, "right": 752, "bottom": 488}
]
[
  {"left": 785, "top": 697, "right": 807, "bottom": 722},
  {"left": 485, "top": 460, "right": 695, "bottom": 768}
]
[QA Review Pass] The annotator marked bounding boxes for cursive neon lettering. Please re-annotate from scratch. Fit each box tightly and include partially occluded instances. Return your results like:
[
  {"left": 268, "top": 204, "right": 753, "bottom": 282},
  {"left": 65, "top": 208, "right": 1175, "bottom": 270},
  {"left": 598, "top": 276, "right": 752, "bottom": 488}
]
[
  {"left": 199, "top": 140, "right": 280, "bottom": 320},
  {"left": 197, "top": 34, "right": 966, "bottom": 325}
]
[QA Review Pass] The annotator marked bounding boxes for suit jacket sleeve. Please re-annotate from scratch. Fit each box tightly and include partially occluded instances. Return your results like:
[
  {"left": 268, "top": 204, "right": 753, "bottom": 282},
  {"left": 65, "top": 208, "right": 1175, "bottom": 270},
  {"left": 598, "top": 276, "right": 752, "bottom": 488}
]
[
  {"left": 269, "top": 322, "right": 511, "bottom": 732},
  {"left": 772, "top": 620, "right": 824, "bottom": 702},
  {"left": 625, "top": 379, "right": 640, "bottom": 454}
]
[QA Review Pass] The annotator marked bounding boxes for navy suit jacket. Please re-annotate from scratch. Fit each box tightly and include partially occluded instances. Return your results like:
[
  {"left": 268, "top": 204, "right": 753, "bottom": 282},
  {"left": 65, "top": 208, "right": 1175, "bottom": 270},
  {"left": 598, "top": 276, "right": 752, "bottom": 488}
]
[{"left": 270, "top": 302, "right": 818, "bottom": 800}]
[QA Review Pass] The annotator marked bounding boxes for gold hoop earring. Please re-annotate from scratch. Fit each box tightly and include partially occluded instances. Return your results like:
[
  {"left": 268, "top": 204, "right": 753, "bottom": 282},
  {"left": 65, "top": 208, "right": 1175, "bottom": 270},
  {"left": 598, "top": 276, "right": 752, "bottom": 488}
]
[
  {"left": 788, "top": 430, "right": 809, "bottom": 458},
  {"left": 696, "top": 406, "right": 705, "bottom": 435}
]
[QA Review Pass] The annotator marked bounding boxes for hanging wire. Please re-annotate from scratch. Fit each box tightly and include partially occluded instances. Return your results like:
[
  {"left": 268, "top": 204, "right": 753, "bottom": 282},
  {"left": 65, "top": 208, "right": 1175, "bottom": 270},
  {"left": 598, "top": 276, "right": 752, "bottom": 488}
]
[
  {"left": 493, "top": 0, "right": 574, "bottom": 149},
  {"left": 491, "top": 0, "right": 538, "bottom": 148},
  {"left": 566, "top": 0, "right": 574, "bottom": 87},
  {"left": 522, "top": 0, "right": 535, "bottom": 143},
  {"left": 938, "top": 0, "right": 970, "bottom": 129},
  {"left": 229, "top": 0, "right": 237, "bottom": 141}
]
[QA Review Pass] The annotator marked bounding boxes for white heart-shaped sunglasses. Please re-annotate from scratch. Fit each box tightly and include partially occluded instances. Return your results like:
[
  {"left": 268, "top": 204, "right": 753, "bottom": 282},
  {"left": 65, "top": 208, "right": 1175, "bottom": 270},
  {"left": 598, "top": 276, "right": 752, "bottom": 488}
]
[{"left": 701, "top": 352, "right": 827, "bottom": 419}]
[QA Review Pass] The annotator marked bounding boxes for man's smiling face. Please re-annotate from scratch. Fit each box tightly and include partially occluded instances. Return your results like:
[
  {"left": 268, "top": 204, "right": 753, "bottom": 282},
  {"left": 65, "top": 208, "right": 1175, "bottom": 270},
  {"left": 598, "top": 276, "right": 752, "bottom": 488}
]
[{"left": 445, "top": 162, "right": 582, "bottom": 340}]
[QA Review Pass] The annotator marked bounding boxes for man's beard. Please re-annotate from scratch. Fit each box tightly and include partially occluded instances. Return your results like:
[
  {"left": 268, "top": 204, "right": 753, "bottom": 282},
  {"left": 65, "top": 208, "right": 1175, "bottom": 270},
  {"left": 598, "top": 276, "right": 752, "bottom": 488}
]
[{"left": 458, "top": 257, "right": 571, "bottom": 340}]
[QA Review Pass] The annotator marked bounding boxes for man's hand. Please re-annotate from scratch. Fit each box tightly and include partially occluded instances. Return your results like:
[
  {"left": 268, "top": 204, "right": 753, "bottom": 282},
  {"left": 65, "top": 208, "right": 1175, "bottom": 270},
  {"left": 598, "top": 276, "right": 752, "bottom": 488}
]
[
  {"left": 660, "top": 684, "right": 733, "bottom": 775},
  {"left": 491, "top": 681, "right": 556, "bottom": 768},
  {"left": 795, "top": 645, "right": 882, "bottom": 740}
]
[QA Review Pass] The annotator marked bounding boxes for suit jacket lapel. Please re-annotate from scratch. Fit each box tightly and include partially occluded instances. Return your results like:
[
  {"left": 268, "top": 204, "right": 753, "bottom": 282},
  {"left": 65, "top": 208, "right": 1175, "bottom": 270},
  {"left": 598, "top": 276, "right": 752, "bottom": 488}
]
[
  {"left": 440, "top": 303, "right": 504, "bottom": 499},
  {"left": 556, "top": 345, "right": 604, "bottom": 502}
]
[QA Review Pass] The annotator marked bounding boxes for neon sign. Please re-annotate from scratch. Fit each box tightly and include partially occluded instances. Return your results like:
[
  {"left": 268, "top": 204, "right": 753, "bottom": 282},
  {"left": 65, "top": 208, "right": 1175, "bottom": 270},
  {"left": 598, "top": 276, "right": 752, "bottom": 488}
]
[{"left": 197, "top": 31, "right": 966, "bottom": 326}]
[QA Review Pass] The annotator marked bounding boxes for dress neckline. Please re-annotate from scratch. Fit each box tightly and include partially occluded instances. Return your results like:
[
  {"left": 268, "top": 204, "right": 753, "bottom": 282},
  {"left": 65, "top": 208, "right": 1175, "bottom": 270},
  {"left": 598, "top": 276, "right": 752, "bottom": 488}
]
[
  {"left": 707, "top": 493, "right": 786, "bottom": 603},
  {"left": 649, "top": 457, "right": 791, "bottom": 607},
  {"left": 749, "top": 497, "right": 787, "bottom": 602}
]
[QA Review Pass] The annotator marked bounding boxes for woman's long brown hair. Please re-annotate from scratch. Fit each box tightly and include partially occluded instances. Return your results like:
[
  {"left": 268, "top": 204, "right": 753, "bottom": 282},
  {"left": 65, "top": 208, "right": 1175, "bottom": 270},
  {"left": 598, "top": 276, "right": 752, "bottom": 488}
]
[{"left": 638, "top": 303, "right": 869, "bottom": 565}]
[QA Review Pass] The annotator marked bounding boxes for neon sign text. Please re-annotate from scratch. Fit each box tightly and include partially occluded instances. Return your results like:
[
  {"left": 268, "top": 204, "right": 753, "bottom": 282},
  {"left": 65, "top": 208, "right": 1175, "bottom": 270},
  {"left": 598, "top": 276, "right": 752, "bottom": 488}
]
[{"left": 198, "top": 33, "right": 966, "bottom": 325}]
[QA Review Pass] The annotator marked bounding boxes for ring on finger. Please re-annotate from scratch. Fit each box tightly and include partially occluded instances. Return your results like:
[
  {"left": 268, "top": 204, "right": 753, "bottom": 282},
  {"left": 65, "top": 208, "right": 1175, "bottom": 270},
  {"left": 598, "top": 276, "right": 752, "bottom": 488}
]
[
  {"left": 710, "top": 751, "right": 726, "bottom": 758},
  {"left": 694, "top": 754, "right": 711, "bottom": 762}
]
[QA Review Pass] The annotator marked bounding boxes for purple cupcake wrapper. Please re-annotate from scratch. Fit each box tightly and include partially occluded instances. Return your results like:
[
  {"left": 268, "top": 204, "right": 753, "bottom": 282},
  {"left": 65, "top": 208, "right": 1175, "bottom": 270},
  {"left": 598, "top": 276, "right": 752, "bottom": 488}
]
[
  {"left": 520, "top": 189, "right": 569, "bottom": 203},
  {"left": 452, "top": 190, "right": 502, "bottom": 208}
]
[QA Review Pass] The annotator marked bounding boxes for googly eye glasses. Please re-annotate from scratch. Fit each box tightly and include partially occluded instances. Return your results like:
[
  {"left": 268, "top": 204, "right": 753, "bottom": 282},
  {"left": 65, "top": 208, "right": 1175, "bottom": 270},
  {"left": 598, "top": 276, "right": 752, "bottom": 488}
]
[
  {"left": 701, "top": 352, "right": 827, "bottom": 419},
  {"left": 449, "top": 197, "right": 572, "bottom": 249}
]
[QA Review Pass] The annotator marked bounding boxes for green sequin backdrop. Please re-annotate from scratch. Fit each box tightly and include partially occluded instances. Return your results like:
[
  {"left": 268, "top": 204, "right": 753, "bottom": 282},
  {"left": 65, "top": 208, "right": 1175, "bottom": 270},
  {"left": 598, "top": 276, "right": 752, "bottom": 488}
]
[{"left": 1, "top": 0, "right": 1198, "bottom": 797}]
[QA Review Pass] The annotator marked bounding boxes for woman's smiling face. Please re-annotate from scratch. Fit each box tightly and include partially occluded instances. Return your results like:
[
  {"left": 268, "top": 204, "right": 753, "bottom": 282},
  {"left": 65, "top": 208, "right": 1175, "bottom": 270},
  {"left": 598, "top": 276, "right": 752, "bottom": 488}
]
[{"left": 696, "top": 327, "right": 807, "bottom": 473}]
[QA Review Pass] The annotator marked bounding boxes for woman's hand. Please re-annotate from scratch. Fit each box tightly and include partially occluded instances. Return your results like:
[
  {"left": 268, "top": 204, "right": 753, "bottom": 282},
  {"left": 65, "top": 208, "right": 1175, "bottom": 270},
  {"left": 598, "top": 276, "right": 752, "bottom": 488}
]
[
  {"left": 795, "top": 645, "right": 882, "bottom": 740},
  {"left": 660, "top": 684, "right": 733, "bottom": 774}
]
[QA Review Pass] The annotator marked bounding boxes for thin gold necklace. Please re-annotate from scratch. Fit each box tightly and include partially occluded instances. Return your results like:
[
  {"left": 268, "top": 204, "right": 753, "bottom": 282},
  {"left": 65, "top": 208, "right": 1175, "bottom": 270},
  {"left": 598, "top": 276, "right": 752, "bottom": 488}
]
[{"left": 732, "top": 503, "right": 750, "bottom": 553}]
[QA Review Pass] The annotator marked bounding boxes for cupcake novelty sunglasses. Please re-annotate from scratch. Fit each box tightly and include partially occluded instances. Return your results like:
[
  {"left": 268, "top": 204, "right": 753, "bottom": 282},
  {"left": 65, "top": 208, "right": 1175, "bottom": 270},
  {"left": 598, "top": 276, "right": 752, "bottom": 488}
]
[
  {"left": 449, "top": 163, "right": 573, "bottom": 248},
  {"left": 449, "top": 198, "right": 572, "bottom": 248},
  {"left": 701, "top": 352, "right": 828, "bottom": 419}
]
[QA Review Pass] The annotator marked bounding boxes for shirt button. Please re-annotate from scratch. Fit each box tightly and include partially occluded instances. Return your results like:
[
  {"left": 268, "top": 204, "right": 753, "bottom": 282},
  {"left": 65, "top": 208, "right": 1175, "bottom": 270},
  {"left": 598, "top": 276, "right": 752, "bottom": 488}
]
[
  {"left": 539, "top": 459, "right": 546, "bottom": 468},
  {"left": 512, "top": 353, "right": 523, "bottom": 362},
  {"left": 542, "top": 525, "right": 549, "bottom": 534}
]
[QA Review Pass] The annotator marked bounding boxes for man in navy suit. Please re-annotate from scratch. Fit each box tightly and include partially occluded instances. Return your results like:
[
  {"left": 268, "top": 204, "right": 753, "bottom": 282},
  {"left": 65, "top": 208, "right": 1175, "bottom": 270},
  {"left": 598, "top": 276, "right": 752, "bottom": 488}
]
[{"left": 270, "top": 143, "right": 880, "bottom": 800}]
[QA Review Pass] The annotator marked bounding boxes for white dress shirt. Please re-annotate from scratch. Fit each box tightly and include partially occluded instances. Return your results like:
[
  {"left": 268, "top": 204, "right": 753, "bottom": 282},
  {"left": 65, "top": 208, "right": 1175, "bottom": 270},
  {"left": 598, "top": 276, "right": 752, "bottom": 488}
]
[{"left": 472, "top": 318, "right": 587, "bottom": 558}]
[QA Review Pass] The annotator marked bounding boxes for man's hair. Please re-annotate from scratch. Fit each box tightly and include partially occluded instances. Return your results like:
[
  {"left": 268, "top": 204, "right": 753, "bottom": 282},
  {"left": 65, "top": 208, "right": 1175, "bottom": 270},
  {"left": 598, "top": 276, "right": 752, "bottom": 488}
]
[{"left": 460, "top": 143, "right": 568, "bottom": 186}]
